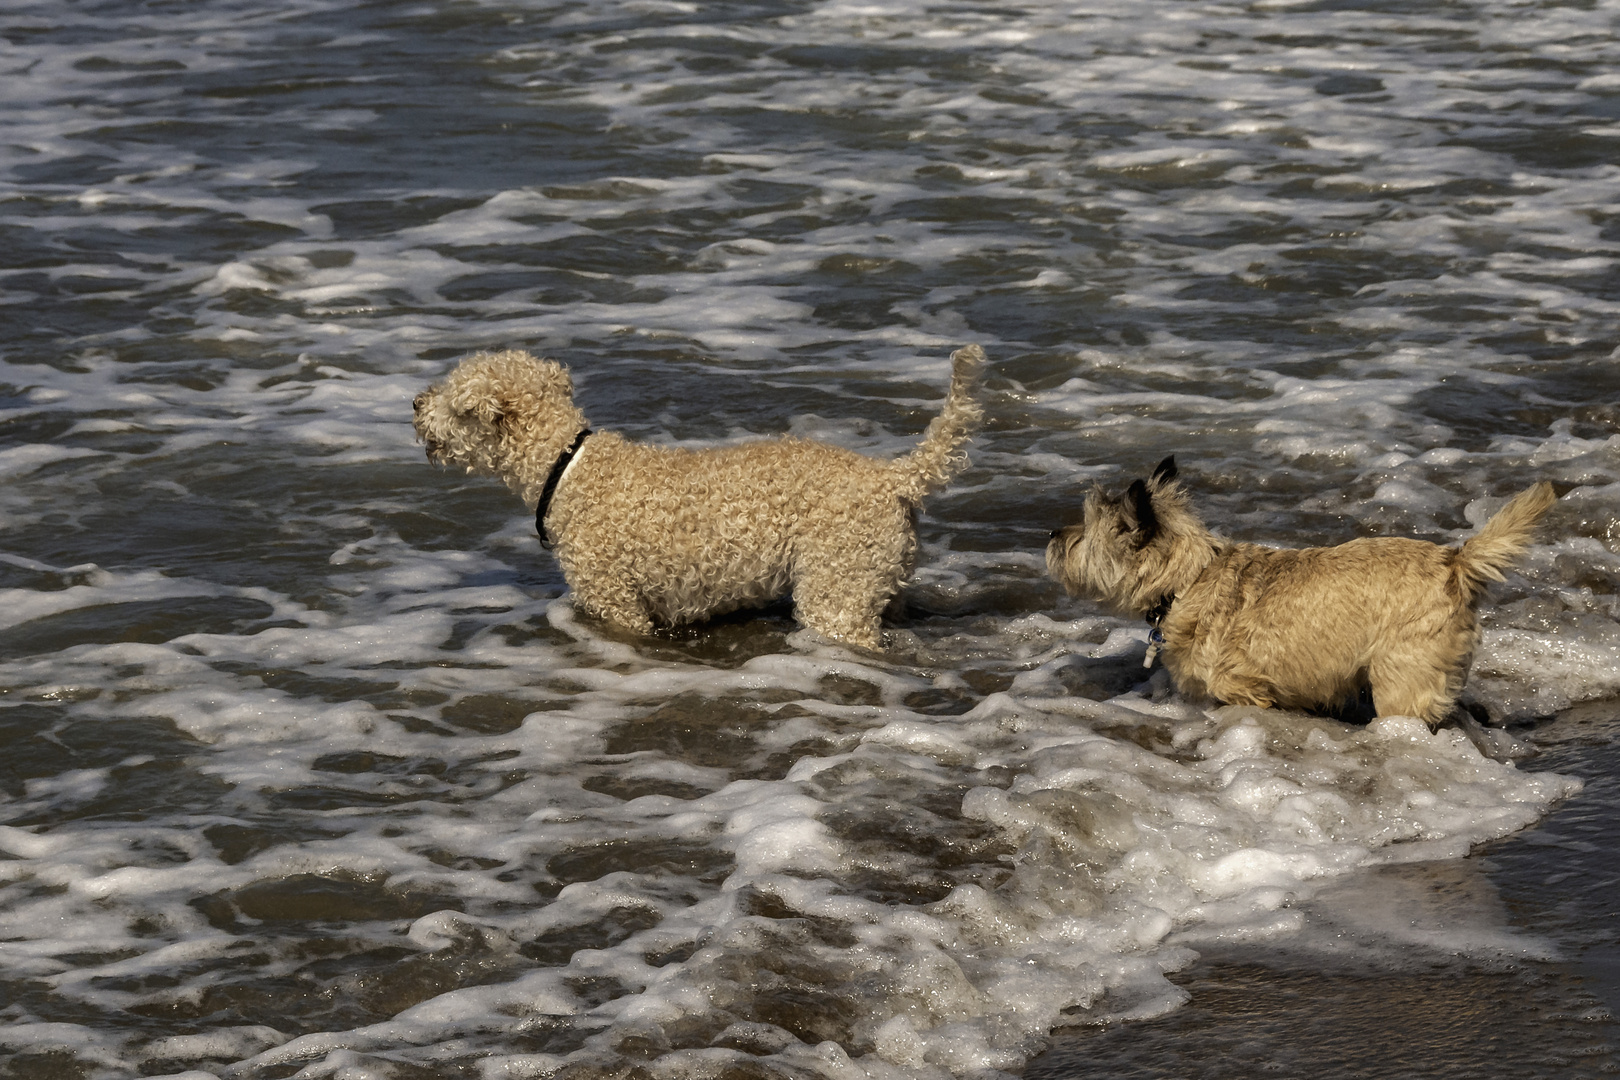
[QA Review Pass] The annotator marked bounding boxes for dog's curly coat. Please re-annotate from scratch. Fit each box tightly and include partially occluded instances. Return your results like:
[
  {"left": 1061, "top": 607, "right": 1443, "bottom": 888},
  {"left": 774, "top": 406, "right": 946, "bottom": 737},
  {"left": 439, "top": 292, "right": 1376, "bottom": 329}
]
[
  {"left": 413, "top": 346, "right": 986, "bottom": 648},
  {"left": 1047, "top": 456, "right": 1557, "bottom": 728}
]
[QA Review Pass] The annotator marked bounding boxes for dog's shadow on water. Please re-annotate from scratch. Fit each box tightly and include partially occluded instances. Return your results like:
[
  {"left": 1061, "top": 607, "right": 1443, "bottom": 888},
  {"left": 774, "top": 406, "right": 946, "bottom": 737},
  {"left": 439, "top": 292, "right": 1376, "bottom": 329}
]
[
  {"left": 570, "top": 604, "right": 1534, "bottom": 760},
  {"left": 584, "top": 593, "right": 1015, "bottom": 671},
  {"left": 1324, "top": 682, "right": 1378, "bottom": 726},
  {"left": 1053, "top": 652, "right": 1166, "bottom": 703},
  {"left": 587, "top": 602, "right": 803, "bottom": 669},
  {"left": 1053, "top": 646, "right": 1383, "bottom": 727}
]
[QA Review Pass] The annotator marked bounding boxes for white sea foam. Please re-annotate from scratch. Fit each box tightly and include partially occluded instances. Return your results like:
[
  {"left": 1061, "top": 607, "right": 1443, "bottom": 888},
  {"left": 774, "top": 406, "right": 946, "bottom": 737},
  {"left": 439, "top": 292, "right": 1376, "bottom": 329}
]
[{"left": 1, "top": 0, "right": 1618, "bottom": 1074}]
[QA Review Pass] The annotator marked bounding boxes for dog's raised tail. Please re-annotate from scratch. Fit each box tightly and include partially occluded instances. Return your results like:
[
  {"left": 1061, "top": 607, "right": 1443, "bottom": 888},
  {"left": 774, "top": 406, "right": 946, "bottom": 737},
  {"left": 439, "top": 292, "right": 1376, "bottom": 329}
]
[
  {"left": 892, "top": 344, "right": 987, "bottom": 503},
  {"left": 1453, "top": 481, "right": 1556, "bottom": 597}
]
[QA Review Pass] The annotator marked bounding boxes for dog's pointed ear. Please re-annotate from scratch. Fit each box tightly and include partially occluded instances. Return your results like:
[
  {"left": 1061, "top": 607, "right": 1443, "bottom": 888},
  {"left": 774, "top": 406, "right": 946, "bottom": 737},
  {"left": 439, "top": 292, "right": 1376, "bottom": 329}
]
[
  {"left": 1151, "top": 455, "right": 1177, "bottom": 489},
  {"left": 1127, "top": 479, "right": 1159, "bottom": 546}
]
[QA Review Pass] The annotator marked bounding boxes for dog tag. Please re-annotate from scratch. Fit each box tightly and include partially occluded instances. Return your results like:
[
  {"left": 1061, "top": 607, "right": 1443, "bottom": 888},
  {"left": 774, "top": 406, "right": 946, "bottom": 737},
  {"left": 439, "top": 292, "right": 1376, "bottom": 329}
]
[{"left": 1144, "top": 627, "right": 1165, "bottom": 669}]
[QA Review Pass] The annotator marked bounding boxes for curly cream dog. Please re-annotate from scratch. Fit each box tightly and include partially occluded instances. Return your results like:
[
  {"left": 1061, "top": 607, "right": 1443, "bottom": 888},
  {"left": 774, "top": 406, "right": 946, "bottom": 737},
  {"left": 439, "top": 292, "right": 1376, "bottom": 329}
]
[
  {"left": 1047, "top": 456, "right": 1556, "bottom": 727},
  {"left": 413, "top": 346, "right": 986, "bottom": 648}
]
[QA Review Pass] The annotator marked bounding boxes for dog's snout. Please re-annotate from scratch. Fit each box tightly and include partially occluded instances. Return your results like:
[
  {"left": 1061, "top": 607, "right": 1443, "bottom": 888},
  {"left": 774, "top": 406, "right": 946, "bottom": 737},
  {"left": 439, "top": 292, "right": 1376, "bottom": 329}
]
[
  {"left": 413, "top": 392, "right": 427, "bottom": 414},
  {"left": 1049, "top": 529, "right": 1061, "bottom": 540}
]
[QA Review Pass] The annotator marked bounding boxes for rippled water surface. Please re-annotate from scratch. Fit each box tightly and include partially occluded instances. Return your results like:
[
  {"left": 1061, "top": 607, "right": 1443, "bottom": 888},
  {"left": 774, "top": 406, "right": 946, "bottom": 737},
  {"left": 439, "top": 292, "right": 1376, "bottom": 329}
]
[{"left": 4, "top": 0, "right": 1620, "bottom": 1077}]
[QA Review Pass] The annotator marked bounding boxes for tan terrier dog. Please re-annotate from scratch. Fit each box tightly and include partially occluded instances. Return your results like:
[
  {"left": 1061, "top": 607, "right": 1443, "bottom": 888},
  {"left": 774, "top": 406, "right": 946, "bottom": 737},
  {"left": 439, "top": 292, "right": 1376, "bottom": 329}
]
[
  {"left": 1046, "top": 457, "right": 1556, "bottom": 728},
  {"left": 413, "top": 346, "right": 986, "bottom": 649}
]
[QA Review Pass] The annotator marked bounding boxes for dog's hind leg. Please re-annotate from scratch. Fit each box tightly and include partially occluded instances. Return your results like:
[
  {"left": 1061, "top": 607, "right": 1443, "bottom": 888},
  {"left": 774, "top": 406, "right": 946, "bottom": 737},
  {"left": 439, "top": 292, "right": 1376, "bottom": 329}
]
[
  {"left": 789, "top": 508, "right": 914, "bottom": 651},
  {"left": 1368, "top": 657, "right": 1455, "bottom": 729},
  {"left": 790, "top": 565, "right": 892, "bottom": 650}
]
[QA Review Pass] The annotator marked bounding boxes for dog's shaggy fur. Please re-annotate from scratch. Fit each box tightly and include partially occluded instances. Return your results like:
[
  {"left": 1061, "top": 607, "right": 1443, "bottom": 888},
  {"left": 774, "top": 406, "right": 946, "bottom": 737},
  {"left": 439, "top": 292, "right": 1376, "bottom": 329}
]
[
  {"left": 413, "top": 346, "right": 987, "bottom": 649},
  {"left": 1046, "top": 457, "right": 1557, "bottom": 728}
]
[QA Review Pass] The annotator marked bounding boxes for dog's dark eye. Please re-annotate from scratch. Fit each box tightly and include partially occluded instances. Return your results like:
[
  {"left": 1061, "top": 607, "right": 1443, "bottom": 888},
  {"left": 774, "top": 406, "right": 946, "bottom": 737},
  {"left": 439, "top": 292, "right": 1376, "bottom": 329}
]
[{"left": 413, "top": 393, "right": 426, "bottom": 413}]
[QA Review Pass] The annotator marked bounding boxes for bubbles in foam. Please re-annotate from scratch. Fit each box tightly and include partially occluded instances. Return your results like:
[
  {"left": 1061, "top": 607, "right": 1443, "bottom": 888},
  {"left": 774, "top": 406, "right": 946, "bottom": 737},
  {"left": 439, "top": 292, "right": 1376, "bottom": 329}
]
[{"left": 2, "top": 0, "right": 1619, "bottom": 1074}]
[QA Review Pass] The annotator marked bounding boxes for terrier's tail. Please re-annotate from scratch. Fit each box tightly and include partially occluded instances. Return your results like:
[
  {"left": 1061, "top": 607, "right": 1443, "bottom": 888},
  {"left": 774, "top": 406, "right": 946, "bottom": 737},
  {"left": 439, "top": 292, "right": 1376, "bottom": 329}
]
[
  {"left": 892, "top": 344, "right": 987, "bottom": 503},
  {"left": 1453, "top": 481, "right": 1556, "bottom": 599}
]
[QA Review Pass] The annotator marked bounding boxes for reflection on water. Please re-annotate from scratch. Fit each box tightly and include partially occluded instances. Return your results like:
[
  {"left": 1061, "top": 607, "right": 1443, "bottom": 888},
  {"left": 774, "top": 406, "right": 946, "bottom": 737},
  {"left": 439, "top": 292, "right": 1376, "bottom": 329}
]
[{"left": 2, "top": 0, "right": 1619, "bottom": 1076}]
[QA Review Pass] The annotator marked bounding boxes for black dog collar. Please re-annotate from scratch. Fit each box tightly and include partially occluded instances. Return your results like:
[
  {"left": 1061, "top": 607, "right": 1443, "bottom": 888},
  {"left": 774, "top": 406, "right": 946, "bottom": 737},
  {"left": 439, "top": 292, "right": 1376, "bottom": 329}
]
[
  {"left": 1143, "top": 592, "right": 1175, "bottom": 669},
  {"left": 536, "top": 428, "right": 592, "bottom": 549}
]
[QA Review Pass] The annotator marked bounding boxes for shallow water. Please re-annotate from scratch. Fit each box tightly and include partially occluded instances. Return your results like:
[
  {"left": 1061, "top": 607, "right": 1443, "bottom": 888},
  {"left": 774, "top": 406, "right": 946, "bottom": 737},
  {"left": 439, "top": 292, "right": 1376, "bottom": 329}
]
[{"left": 2, "top": 0, "right": 1620, "bottom": 1077}]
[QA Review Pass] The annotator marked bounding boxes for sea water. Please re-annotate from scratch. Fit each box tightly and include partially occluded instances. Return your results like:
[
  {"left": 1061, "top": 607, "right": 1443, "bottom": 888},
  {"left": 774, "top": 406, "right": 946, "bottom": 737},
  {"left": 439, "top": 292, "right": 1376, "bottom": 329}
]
[{"left": 2, "top": 0, "right": 1619, "bottom": 1077}]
